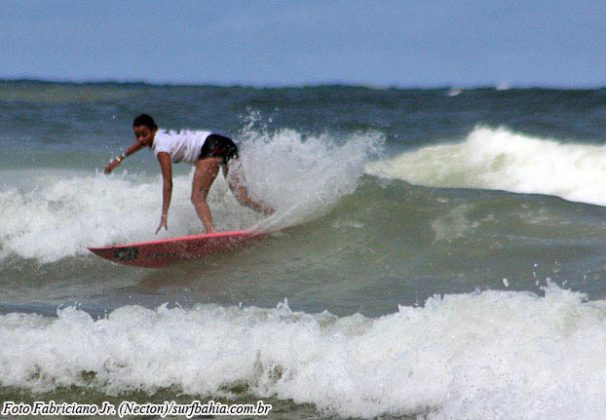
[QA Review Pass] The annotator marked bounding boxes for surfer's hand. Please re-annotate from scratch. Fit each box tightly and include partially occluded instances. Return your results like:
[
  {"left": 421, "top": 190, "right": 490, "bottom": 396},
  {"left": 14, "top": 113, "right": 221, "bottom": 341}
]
[
  {"left": 155, "top": 214, "right": 168, "bottom": 234},
  {"left": 104, "top": 159, "right": 121, "bottom": 175}
]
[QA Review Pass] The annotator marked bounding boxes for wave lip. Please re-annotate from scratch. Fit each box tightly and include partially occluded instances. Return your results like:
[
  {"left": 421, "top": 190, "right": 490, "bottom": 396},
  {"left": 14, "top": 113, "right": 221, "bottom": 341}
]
[
  {"left": 1, "top": 285, "right": 606, "bottom": 418},
  {"left": 367, "top": 126, "right": 606, "bottom": 206}
]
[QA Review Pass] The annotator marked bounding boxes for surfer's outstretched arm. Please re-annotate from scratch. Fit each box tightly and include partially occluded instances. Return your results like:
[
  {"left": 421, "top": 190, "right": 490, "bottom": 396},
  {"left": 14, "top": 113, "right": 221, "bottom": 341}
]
[
  {"left": 225, "top": 163, "right": 274, "bottom": 215},
  {"left": 104, "top": 140, "right": 147, "bottom": 174},
  {"left": 156, "top": 152, "right": 172, "bottom": 234}
]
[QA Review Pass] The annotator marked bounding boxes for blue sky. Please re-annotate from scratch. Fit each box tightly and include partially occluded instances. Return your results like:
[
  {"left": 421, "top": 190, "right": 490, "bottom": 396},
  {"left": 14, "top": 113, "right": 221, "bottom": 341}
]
[{"left": 1, "top": 0, "right": 605, "bottom": 87}]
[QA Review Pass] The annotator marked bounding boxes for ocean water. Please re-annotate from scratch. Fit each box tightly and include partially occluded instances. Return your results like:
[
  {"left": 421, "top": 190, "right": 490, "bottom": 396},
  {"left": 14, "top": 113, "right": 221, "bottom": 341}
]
[{"left": 2, "top": 80, "right": 606, "bottom": 419}]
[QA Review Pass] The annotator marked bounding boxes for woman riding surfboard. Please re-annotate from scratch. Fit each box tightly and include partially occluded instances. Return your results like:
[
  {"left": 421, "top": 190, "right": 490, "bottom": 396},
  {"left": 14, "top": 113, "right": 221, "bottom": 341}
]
[{"left": 104, "top": 114, "right": 273, "bottom": 234}]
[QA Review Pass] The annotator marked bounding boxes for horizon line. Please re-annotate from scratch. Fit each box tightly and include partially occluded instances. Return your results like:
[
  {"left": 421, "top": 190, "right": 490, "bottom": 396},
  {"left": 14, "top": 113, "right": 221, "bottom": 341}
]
[{"left": 0, "top": 76, "right": 604, "bottom": 91}]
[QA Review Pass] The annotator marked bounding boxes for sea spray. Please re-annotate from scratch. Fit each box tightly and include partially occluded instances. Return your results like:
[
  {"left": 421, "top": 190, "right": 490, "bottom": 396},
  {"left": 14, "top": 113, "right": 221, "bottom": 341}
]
[{"left": 238, "top": 127, "right": 383, "bottom": 231}]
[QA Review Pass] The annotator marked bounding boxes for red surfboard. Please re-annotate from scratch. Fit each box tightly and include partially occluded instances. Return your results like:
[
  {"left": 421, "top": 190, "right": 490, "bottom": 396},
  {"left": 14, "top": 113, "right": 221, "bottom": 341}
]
[{"left": 88, "top": 230, "right": 261, "bottom": 268}]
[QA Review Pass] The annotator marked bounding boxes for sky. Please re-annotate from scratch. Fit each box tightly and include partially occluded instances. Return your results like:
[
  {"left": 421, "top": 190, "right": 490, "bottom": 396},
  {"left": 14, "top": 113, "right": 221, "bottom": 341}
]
[{"left": 1, "top": 0, "right": 605, "bottom": 88}]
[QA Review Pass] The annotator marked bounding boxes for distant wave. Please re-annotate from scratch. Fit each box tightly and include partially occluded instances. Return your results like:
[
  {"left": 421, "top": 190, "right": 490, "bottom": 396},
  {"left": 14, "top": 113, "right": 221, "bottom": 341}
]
[{"left": 367, "top": 126, "right": 606, "bottom": 206}]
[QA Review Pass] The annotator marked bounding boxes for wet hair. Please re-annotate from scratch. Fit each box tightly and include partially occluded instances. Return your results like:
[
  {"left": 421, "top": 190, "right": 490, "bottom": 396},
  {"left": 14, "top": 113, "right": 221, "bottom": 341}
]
[{"left": 132, "top": 114, "right": 157, "bottom": 130}]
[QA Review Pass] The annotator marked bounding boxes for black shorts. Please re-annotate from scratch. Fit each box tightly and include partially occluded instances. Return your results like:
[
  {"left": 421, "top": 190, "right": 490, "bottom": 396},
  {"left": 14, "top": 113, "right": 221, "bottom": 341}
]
[{"left": 198, "top": 134, "right": 239, "bottom": 165}]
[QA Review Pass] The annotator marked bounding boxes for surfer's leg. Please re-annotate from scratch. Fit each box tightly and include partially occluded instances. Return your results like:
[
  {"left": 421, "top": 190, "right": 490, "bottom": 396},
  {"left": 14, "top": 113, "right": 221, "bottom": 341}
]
[{"left": 192, "top": 157, "right": 222, "bottom": 233}]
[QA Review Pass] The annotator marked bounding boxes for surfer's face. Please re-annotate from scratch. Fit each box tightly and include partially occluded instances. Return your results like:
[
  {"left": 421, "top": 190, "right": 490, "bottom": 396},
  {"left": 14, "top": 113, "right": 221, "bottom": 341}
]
[{"left": 133, "top": 125, "right": 156, "bottom": 147}]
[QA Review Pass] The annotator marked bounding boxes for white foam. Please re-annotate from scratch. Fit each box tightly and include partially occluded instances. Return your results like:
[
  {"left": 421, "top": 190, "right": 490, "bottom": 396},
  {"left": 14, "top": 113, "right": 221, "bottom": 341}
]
[
  {"left": 0, "top": 170, "right": 258, "bottom": 263},
  {"left": 366, "top": 126, "right": 606, "bottom": 206},
  {"left": 1, "top": 285, "right": 606, "bottom": 418},
  {"left": 447, "top": 89, "right": 463, "bottom": 97}
]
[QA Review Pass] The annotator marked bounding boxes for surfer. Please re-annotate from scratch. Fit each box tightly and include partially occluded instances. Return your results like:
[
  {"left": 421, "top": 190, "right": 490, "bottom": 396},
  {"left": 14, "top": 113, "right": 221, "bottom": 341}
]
[{"left": 104, "top": 114, "right": 273, "bottom": 234}]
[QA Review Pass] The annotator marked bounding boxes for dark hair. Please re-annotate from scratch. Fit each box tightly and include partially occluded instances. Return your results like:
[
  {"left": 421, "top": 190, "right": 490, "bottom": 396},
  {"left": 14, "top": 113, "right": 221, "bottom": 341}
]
[{"left": 133, "top": 114, "right": 157, "bottom": 130}]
